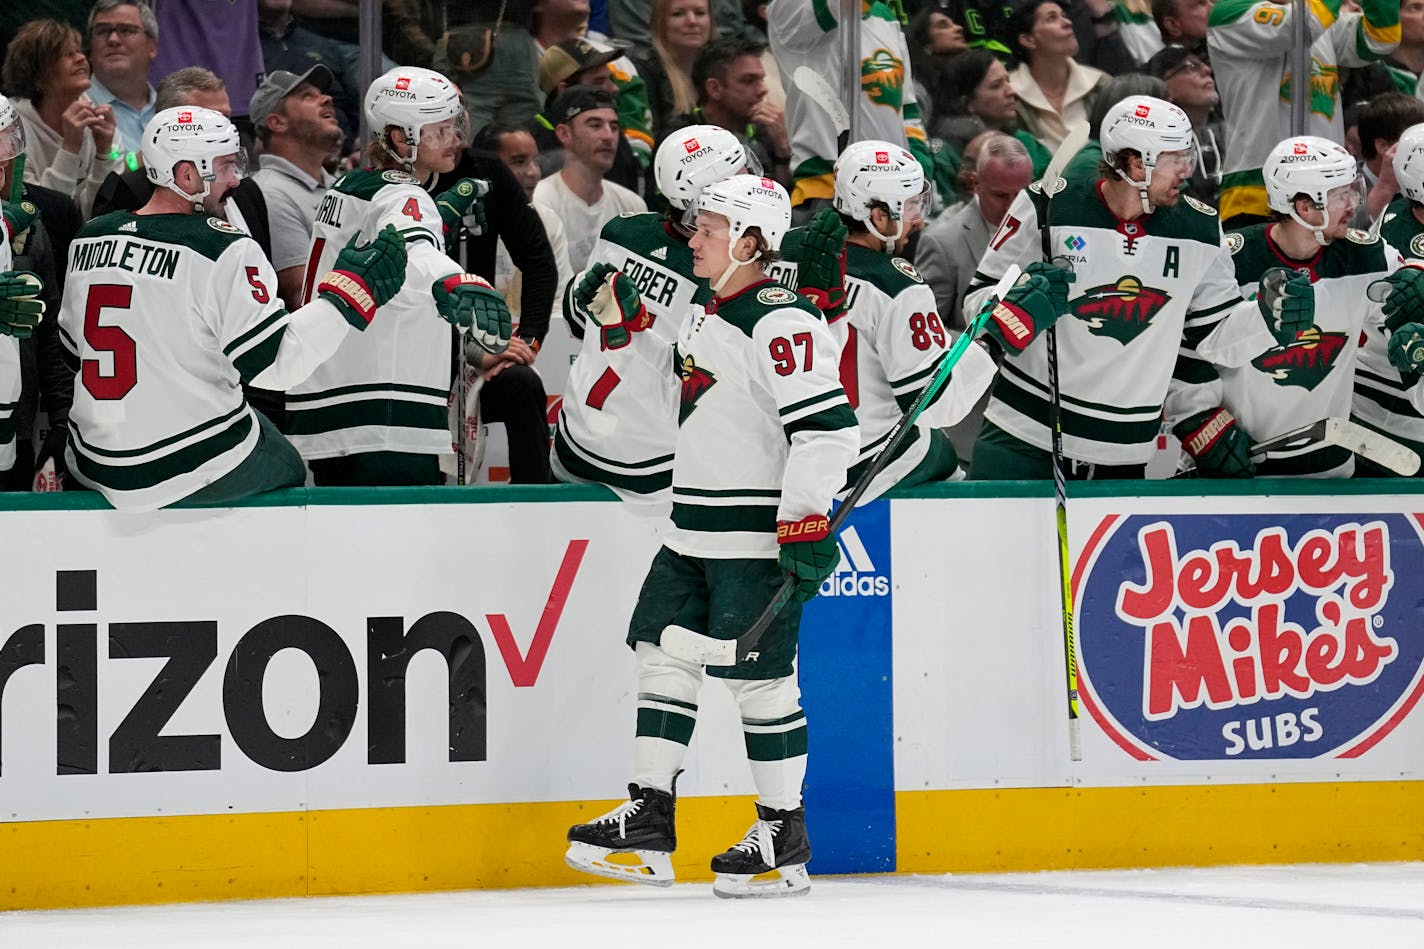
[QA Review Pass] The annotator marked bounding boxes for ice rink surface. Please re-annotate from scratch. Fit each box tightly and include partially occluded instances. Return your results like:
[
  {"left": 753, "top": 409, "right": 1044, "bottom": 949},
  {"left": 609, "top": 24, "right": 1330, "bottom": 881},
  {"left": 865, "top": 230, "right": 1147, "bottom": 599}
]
[{"left": 3, "top": 863, "right": 1422, "bottom": 948}]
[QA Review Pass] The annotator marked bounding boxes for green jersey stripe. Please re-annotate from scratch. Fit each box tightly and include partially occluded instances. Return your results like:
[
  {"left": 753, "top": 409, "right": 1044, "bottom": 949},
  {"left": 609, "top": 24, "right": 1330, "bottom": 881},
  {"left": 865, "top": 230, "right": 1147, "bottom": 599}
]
[
  {"left": 779, "top": 388, "right": 846, "bottom": 418},
  {"left": 1000, "top": 361, "right": 1160, "bottom": 419},
  {"left": 286, "top": 398, "right": 446, "bottom": 436},
  {"left": 552, "top": 429, "right": 672, "bottom": 495},
  {"left": 224, "top": 309, "right": 289, "bottom": 358},
  {"left": 71, "top": 402, "right": 248, "bottom": 459},
  {"left": 72, "top": 412, "right": 253, "bottom": 491},
  {"left": 743, "top": 723, "right": 809, "bottom": 761},
  {"left": 286, "top": 381, "right": 449, "bottom": 404},
  {"left": 671, "top": 502, "right": 778, "bottom": 534},
  {"left": 995, "top": 374, "right": 1161, "bottom": 444},
  {"left": 556, "top": 416, "right": 674, "bottom": 470},
  {"left": 784, "top": 403, "right": 858, "bottom": 439},
  {"left": 232, "top": 325, "right": 287, "bottom": 383},
  {"left": 674, "top": 486, "right": 781, "bottom": 499}
]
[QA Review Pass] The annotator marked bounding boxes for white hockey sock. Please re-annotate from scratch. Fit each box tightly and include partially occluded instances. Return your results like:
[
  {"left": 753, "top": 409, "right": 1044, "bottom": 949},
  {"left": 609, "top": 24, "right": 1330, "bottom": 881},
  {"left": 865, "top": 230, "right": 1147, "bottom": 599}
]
[
  {"left": 633, "top": 643, "right": 701, "bottom": 793},
  {"left": 725, "top": 676, "right": 807, "bottom": 812}
]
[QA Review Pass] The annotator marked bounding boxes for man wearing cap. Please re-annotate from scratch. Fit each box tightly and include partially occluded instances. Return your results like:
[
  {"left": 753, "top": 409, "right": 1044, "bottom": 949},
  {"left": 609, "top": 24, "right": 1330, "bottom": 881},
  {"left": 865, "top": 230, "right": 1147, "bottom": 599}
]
[
  {"left": 1146, "top": 45, "right": 1222, "bottom": 207},
  {"left": 534, "top": 85, "right": 646, "bottom": 271},
  {"left": 251, "top": 65, "right": 344, "bottom": 309}
]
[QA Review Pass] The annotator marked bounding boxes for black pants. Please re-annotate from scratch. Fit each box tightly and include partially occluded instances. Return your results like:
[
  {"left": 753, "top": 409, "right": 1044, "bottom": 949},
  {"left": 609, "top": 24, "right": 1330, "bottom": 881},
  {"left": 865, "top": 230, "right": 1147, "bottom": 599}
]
[{"left": 481, "top": 363, "right": 552, "bottom": 484}]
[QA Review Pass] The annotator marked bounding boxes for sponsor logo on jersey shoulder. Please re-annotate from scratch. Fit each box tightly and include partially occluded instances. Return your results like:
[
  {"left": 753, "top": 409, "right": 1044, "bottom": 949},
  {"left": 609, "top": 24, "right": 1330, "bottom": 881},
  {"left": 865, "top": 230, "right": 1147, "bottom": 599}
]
[
  {"left": 1346, "top": 228, "right": 1378, "bottom": 244},
  {"left": 1225, "top": 232, "right": 1245, "bottom": 254},
  {"left": 118, "top": 220, "right": 138, "bottom": 233},
  {"left": 650, "top": 245, "right": 669, "bottom": 260},
  {"left": 891, "top": 257, "right": 923, "bottom": 283},
  {"left": 757, "top": 285, "right": 798, "bottom": 306},
  {"left": 1076, "top": 513, "right": 1424, "bottom": 761},
  {"left": 820, "top": 525, "right": 890, "bottom": 597},
  {"left": 1072, "top": 276, "right": 1172, "bottom": 343},
  {"left": 1183, "top": 195, "right": 1216, "bottom": 217},
  {"left": 1411, "top": 233, "right": 1424, "bottom": 258},
  {"left": 382, "top": 170, "right": 417, "bottom": 184},
  {"left": 1252, "top": 326, "right": 1348, "bottom": 390},
  {"left": 206, "top": 217, "right": 243, "bottom": 234}
]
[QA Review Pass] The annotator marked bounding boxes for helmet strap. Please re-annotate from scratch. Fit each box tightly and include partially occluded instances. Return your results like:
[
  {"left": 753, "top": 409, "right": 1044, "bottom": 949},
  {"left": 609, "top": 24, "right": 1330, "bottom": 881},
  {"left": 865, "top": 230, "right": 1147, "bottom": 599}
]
[
  {"left": 867, "top": 216, "right": 904, "bottom": 254},
  {"left": 1114, "top": 167, "right": 1153, "bottom": 215},
  {"left": 1288, "top": 203, "right": 1331, "bottom": 246},
  {"left": 711, "top": 240, "right": 761, "bottom": 294}
]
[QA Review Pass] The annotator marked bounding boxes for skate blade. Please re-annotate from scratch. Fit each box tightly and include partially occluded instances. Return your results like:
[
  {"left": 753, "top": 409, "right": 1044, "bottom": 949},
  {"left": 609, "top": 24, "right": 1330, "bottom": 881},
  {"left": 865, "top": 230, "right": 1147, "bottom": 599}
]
[
  {"left": 565, "top": 842, "right": 676, "bottom": 887},
  {"left": 712, "top": 864, "right": 811, "bottom": 899}
]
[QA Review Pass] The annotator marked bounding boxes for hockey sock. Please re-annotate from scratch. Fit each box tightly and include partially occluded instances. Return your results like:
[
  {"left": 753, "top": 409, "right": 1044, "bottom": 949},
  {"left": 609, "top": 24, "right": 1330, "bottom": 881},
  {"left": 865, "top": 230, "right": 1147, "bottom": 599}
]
[
  {"left": 726, "top": 677, "right": 807, "bottom": 812},
  {"left": 633, "top": 643, "right": 700, "bottom": 793}
]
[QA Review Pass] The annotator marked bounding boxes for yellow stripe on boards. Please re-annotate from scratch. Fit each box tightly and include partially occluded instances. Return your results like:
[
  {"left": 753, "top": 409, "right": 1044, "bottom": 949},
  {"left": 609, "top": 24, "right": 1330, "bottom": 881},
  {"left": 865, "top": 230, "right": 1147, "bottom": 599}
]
[
  {"left": 3, "top": 796, "right": 757, "bottom": 911},
  {"left": 896, "top": 782, "right": 1424, "bottom": 874}
]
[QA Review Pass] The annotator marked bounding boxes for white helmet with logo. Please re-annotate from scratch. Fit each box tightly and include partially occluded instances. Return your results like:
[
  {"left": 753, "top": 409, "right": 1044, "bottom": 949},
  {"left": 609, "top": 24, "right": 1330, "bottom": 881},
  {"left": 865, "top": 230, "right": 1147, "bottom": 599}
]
[
  {"left": 364, "top": 66, "right": 465, "bottom": 168},
  {"left": 1394, "top": 123, "right": 1424, "bottom": 204},
  {"left": 655, "top": 125, "right": 749, "bottom": 211},
  {"left": 833, "top": 139, "right": 928, "bottom": 252},
  {"left": 141, "top": 106, "right": 246, "bottom": 205},
  {"left": 1264, "top": 135, "right": 1362, "bottom": 244},
  {"left": 696, "top": 175, "right": 791, "bottom": 291},
  {"left": 1100, "top": 95, "right": 1196, "bottom": 213},
  {"left": 0, "top": 93, "right": 24, "bottom": 163}
]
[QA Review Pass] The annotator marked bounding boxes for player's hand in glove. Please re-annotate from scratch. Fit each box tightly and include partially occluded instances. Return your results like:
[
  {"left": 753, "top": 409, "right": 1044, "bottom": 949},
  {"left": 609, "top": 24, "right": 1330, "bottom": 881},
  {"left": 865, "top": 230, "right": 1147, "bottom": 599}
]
[
  {"left": 1381, "top": 263, "right": 1424, "bottom": 331},
  {"left": 1388, "top": 321, "right": 1424, "bottom": 380},
  {"left": 433, "top": 272, "right": 512, "bottom": 354},
  {"left": 2, "top": 199, "right": 38, "bottom": 242},
  {"left": 983, "top": 260, "right": 1074, "bottom": 353},
  {"left": 776, "top": 514, "right": 840, "bottom": 602},
  {"left": 435, "top": 178, "right": 490, "bottom": 238},
  {"left": 317, "top": 224, "right": 408, "bottom": 329},
  {"left": 1256, "top": 267, "right": 1314, "bottom": 346},
  {"left": 1176, "top": 407, "right": 1255, "bottom": 478},
  {"left": 795, "top": 208, "right": 849, "bottom": 320},
  {"left": 0, "top": 270, "right": 44, "bottom": 338},
  {"left": 587, "top": 264, "right": 652, "bottom": 350}
]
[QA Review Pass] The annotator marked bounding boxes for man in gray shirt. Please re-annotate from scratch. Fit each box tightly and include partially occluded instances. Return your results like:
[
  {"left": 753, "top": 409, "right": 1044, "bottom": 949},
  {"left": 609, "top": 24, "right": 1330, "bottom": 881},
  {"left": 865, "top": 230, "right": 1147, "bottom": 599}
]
[{"left": 250, "top": 64, "right": 343, "bottom": 309}]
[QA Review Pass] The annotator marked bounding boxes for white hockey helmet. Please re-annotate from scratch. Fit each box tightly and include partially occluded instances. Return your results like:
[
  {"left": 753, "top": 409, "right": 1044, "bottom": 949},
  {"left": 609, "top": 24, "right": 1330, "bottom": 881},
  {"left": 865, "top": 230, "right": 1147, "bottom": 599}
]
[
  {"left": 364, "top": 66, "right": 467, "bottom": 168},
  {"left": 655, "top": 125, "right": 751, "bottom": 211},
  {"left": 1100, "top": 95, "right": 1196, "bottom": 213},
  {"left": 833, "top": 139, "right": 929, "bottom": 252},
  {"left": 0, "top": 93, "right": 24, "bottom": 163},
  {"left": 1394, "top": 123, "right": 1424, "bottom": 204},
  {"left": 141, "top": 106, "right": 247, "bottom": 204},
  {"left": 697, "top": 174, "right": 792, "bottom": 251},
  {"left": 1263, "top": 135, "right": 1364, "bottom": 244}
]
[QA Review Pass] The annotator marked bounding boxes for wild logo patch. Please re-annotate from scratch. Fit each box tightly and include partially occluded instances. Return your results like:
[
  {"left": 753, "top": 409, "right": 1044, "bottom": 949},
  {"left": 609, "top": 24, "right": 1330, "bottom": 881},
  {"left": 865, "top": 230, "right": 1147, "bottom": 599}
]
[
  {"left": 757, "top": 285, "right": 797, "bottom": 306},
  {"left": 1072, "top": 276, "right": 1172, "bottom": 343},
  {"left": 1252, "top": 327, "right": 1348, "bottom": 390},
  {"left": 1410, "top": 233, "right": 1424, "bottom": 258},
  {"left": 860, "top": 48, "right": 905, "bottom": 111},
  {"left": 382, "top": 170, "right": 417, "bottom": 184},
  {"left": 678, "top": 354, "right": 717, "bottom": 422},
  {"left": 891, "top": 257, "right": 923, "bottom": 283}
]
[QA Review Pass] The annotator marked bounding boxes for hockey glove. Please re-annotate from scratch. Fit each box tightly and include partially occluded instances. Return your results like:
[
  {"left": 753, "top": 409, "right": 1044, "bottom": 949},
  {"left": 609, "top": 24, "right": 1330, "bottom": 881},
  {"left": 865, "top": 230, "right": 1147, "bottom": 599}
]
[
  {"left": 776, "top": 514, "right": 841, "bottom": 603},
  {"left": 795, "top": 208, "right": 849, "bottom": 320},
  {"left": 589, "top": 267, "right": 652, "bottom": 350},
  {"left": 317, "top": 224, "right": 408, "bottom": 329},
  {"left": 1388, "top": 321, "right": 1424, "bottom": 381},
  {"left": 1256, "top": 267, "right": 1314, "bottom": 346},
  {"left": 1, "top": 199, "right": 38, "bottom": 243},
  {"left": 983, "top": 260, "right": 1074, "bottom": 354},
  {"left": 1381, "top": 263, "right": 1424, "bottom": 331},
  {"left": 435, "top": 177, "right": 490, "bottom": 238},
  {"left": 433, "top": 273, "right": 513, "bottom": 355},
  {"left": 0, "top": 270, "right": 44, "bottom": 339},
  {"left": 1176, "top": 407, "right": 1255, "bottom": 478}
]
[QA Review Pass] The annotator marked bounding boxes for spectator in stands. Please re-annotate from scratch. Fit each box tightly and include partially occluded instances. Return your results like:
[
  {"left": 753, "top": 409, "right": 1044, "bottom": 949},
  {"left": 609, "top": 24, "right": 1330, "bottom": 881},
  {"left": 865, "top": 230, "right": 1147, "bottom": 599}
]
[
  {"left": 1115, "top": 0, "right": 1165, "bottom": 65},
  {"left": 148, "top": 0, "right": 266, "bottom": 123},
  {"left": 1152, "top": 0, "right": 1210, "bottom": 53},
  {"left": 258, "top": 0, "right": 363, "bottom": 148},
  {"left": 250, "top": 66, "right": 343, "bottom": 309},
  {"left": 535, "top": 37, "right": 648, "bottom": 198},
  {"left": 1, "top": 18, "right": 124, "bottom": 218},
  {"left": 476, "top": 122, "right": 572, "bottom": 305},
  {"left": 670, "top": 37, "right": 790, "bottom": 186},
  {"left": 907, "top": 6, "right": 969, "bottom": 128},
  {"left": 1354, "top": 93, "right": 1424, "bottom": 221},
  {"left": 534, "top": 86, "right": 647, "bottom": 271},
  {"left": 1008, "top": 0, "right": 1109, "bottom": 153},
  {"left": 85, "top": 0, "right": 158, "bottom": 164},
  {"left": 441, "top": 0, "right": 543, "bottom": 131},
  {"left": 1066, "top": 0, "right": 1140, "bottom": 74},
  {"left": 610, "top": 0, "right": 747, "bottom": 59},
  {"left": 636, "top": 0, "right": 716, "bottom": 141},
  {"left": 1147, "top": 45, "right": 1223, "bottom": 206}
]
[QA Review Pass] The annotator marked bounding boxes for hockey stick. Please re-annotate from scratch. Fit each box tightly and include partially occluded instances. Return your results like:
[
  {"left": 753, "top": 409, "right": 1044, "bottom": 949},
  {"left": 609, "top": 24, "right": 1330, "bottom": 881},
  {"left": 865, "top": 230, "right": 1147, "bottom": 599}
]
[
  {"left": 661, "top": 264, "right": 1023, "bottom": 668},
  {"left": 791, "top": 67, "right": 851, "bottom": 155},
  {"left": 1180, "top": 417, "right": 1421, "bottom": 476},
  {"left": 1039, "top": 125, "right": 1089, "bottom": 763}
]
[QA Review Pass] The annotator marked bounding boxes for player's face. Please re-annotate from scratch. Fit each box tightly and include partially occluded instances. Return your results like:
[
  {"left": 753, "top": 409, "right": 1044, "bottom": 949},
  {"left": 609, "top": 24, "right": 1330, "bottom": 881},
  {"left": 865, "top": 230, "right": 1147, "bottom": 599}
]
[
  {"left": 416, "top": 114, "right": 467, "bottom": 175},
  {"left": 1147, "top": 150, "right": 1195, "bottom": 207},
  {"left": 689, "top": 212, "right": 734, "bottom": 279},
  {"left": 970, "top": 61, "right": 1017, "bottom": 128},
  {"left": 201, "top": 151, "right": 246, "bottom": 212},
  {"left": 496, "top": 130, "right": 542, "bottom": 201},
  {"left": 1322, "top": 179, "right": 1366, "bottom": 238}
]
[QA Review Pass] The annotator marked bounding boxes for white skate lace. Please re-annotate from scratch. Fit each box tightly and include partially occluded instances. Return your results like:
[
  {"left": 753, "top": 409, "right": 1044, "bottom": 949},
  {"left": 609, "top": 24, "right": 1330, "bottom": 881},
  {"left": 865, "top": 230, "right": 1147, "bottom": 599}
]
[
  {"left": 729, "top": 818, "right": 780, "bottom": 867},
  {"left": 591, "top": 798, "right": 644, "bottom": 837}
]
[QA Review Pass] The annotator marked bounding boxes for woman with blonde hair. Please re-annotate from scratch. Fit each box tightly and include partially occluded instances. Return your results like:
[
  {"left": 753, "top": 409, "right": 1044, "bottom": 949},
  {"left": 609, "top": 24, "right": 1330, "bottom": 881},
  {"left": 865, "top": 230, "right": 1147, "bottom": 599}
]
[
  {"left": 636, "top": 0, "right": 715, "bottom": 140},
  {"left": 1, "top": 18, "right": 125, "bottom": 216}
]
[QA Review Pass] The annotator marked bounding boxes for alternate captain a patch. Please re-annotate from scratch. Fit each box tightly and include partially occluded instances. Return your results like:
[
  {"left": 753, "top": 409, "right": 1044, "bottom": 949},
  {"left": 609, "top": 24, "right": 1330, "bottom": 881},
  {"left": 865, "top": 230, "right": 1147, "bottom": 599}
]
[{"left": 679, "top": 354, "right": 717, "bottom": 423}]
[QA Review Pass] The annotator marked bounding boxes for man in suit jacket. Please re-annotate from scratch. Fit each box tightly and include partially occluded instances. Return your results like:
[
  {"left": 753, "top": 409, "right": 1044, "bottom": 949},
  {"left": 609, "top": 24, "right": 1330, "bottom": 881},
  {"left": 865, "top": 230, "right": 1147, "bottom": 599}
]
[{"left": 915, "top": 132, "right": 1032, "bottom": 462}]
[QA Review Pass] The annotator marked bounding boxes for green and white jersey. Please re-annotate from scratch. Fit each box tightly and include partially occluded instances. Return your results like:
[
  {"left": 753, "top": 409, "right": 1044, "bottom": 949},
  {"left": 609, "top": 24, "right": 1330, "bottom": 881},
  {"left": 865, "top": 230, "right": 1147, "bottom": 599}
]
[
  {"left": 1358, "top": 198, "right": 1424, "bottom": 457},
  {"left": 554, "top": 212, "right": 711, "bottom": 506},
  {"left": 57, "top": 211, "right": 354, "bottom": 511},
  {"left": 287, "top": 168, "right": 460, "bottom": 460},
  {"left": 963, "top": 176, "right": 1243, "bottom": 465},
  {"left": 1207, "top": 0, "right": 1398, "bottom": 222},
  {"left": 1204, "top": 223, "right": 1400, "bottom": 477},
  {"left": 669, "top": 280, "right": 858, "bottom": 559},
  {"left": 1115, "top": 2, "right": 1164, "bottom": 64},
  {"left": 0, "top": 218, "right": 17, "bottom": 474}
]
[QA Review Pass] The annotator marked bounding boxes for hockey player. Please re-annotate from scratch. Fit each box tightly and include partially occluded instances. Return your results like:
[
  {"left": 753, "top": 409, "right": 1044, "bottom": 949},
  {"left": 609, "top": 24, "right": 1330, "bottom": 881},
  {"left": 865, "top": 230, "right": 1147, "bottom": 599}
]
[
  {"left": 0, "top": 95, "right": 46, "bottom": 484},
  {"left": 963, "top": 95, "right": 1245, "bottom": 479},
  {"left": 1198, "top": 136, "right": 1405, "bottom": 478},
  {"left": 565, "top": 176, "right": 858, "bottom": 899},
  {"left": 57, "top": 107, "right": 408, "bottom": 511},
  {"left": 287, "top": 67, "right": 513, "bottom": 486}
]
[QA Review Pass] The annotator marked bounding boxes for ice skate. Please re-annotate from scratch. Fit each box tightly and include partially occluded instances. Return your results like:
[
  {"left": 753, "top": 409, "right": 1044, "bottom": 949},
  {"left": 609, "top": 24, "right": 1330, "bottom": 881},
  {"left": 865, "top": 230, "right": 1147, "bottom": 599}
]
[
  {"left": 710, "top": 803, "right": 811, "bottom": 898},
  {"left": 565, "top": 782, "right": 677, "bottom": 887}
]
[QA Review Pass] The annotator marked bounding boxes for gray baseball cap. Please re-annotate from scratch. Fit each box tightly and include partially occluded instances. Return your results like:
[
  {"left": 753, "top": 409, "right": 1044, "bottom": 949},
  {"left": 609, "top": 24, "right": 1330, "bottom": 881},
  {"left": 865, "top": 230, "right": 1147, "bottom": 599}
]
[{"left": 249, "top": 64, "right": 335, "bottom": 130}]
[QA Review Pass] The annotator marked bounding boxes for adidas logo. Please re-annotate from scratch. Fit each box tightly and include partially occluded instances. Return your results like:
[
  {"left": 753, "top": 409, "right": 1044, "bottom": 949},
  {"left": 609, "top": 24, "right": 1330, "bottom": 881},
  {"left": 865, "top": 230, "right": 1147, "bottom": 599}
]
[
  {"left": 650, "top": 246, "right": 668, "bottom": 260},
  {"left": 820, "top": 525, "right": 889, "bottom": 597},
  {"left": 119, "top": 221, "right": 138, "bottom": 232}
]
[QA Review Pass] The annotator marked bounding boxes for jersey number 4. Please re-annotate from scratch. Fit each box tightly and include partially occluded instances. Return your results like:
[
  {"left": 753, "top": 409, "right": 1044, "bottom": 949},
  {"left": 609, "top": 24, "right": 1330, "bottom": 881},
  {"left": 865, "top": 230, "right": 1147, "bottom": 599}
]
[{"left": 81, "top": 285, "right": 137, "bottom": 400}]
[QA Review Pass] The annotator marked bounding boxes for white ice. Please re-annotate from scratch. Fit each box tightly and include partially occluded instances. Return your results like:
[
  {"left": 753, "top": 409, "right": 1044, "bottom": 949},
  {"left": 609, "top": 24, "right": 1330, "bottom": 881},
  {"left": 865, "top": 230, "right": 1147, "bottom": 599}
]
[{"left": 2, "top": 863, "right": 1422, "bottom": 948}]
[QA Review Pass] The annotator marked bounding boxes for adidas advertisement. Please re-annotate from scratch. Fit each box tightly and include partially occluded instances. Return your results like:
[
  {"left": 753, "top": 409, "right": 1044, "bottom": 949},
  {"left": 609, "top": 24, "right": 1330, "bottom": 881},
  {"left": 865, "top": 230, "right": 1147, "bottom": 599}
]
[{"left": 820, "top": 521, "right": 890, "bottom": 597}]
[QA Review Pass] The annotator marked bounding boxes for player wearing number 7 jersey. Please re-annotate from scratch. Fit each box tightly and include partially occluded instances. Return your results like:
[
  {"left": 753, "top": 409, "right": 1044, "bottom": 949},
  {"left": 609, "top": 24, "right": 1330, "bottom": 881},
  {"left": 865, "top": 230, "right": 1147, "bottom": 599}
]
[{"left": 57, "top": 107, "right": 408, "bottom": 511}]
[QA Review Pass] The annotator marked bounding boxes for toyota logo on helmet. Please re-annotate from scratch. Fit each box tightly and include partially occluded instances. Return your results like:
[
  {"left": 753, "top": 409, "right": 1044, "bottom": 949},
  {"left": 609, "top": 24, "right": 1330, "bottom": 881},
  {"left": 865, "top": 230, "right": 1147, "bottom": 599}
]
[
  {"left": 395, "top": 77, "right": 411, "bottom": 91},
  {"left": 685, "top": 138, "right": 700, "bottom": 153}
]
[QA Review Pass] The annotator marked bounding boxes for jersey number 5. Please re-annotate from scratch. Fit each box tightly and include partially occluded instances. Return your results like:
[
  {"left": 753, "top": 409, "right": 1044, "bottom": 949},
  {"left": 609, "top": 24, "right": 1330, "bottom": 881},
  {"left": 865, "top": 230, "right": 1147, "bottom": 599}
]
[
  {"left": 769, "top": 332, "right": 814, "bottom": 376},
  {"left": 81, "top": 284, "right": 137, "bottom": 400}
]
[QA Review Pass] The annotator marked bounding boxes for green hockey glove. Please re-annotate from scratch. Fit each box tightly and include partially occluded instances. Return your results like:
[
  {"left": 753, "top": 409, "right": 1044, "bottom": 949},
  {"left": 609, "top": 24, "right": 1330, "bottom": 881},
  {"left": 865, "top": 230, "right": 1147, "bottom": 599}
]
[
  {"left": 317, "top": 224, "right": 408, "bottom": 329},
  {"left": 983, "top": 260, "right": 1074, "bottom": 353},
  {"left": 1, "top": 199, "right": 38, "bottom": 243},
  {"left": 1381, "top": 263, "right": 1424, "bottom": 331},
  {"left": 1388, "top": 321, "right": 1424, "bottom": 381},
  {"left": 1256, "top": 267, "right": 1314, "bottom": 346},
  {"left": 1176, "top": 407, "right": 1255, "bottom": 478},
  {"left": 0, "top": 270, "right": 44, "bottom": 339},
  {"left": 776, "top": 514, "right": 841, "bottom": 603},
  {"left": 433, "top": 272, "right": 512, "bottom": 354},
  {"left": 795, "top": 208, "right": 849, "bottom": 320},
  {"left": 435, "top": 177, "right": 490, "bottom": 237},
  {"left": 572, "top": 262, "right": 616, "bottom": 317},
  {"left": 589, "top": 268, "right": 652, "bottom": 350}
]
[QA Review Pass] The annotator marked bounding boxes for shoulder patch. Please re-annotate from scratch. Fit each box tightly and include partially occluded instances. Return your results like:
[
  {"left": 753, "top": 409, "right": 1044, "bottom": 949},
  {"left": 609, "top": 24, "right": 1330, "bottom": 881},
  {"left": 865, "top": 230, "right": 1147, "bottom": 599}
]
[
  {"left": 1225, "top": 232, "right": 1245, "bottom": 255},
  {"left": 618, "top": 211, "right": 641, "bottom": 218},
  {"left": 757, "top": 285, "right": 799, "bottom": 306},
  {"left": 1346, "top": 227, "right": 1379, "bottom": 245},
  {"left": 1410, "top": 233, "right": 1424, "bottom": 258},
  {"left": 206, "top": 217, "right": 244, "bottom": 235},
  {"left": 1028, "top": 180, "right": 1044, "bottom": 195},
  {"left": 1183, "top": 195, "right": 1217, "bottom": 217},
  {"left": 382, "top": 170, "right": 417, "bottom": 184},
  {"left": 891, "top": 257, "right": 924, "bottom": 283}
]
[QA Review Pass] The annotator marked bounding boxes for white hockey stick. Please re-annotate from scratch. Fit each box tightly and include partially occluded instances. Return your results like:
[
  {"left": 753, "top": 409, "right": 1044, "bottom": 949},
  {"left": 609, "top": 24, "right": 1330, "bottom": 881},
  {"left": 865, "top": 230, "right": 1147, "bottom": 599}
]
[
  {"left": 1179, "top": 416, "right": 1420, "bottom": 476},
  {"left": 791, "top": 66, "right": 851, "bottom": 153}
]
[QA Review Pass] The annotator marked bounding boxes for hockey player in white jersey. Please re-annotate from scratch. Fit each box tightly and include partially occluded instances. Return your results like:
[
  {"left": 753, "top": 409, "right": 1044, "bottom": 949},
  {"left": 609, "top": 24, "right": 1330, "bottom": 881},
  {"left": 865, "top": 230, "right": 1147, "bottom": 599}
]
[
  {"left": 0, "top": 94, "right": 46, "bottom": 483},
  {"left": 1198, "top": 136, "right": 1409, "bottom": 478},
  {"left": 57, "top": 107, "right": 409, "bottom": 511},
  {"left": 565, "top": 176, "right": 858, "bottom": 899},
  {"left": 288, "top": 67, "right": 512, "bottom": 486},
  {"left": 963, "top": 95, "right": 1245, "bottom": 479}
]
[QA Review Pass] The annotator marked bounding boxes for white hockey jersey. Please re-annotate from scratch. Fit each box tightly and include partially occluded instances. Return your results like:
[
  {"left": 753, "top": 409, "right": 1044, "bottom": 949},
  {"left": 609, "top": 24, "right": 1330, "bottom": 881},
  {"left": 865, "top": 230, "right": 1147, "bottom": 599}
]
[
  {"left": 58, "top": 211, "right": 355, "bottom": 511},
  {"left": 668, "top": 279, "right": 858, "bottom": 559},
  {"left": 288, "top": 169, "right": 460, "bottom": 460},
  {"left": 0, "top": 218, "right": 17, "bottom": 474},
  {"left": 963, "top": 177, "right": 1243, "bottom": 465},
  {"left": 1202, "top": 223, "right": 1403, "bottom": 477},
  {"left": 1358, "top": 201, "right": 1424, "bottom": 459}
]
